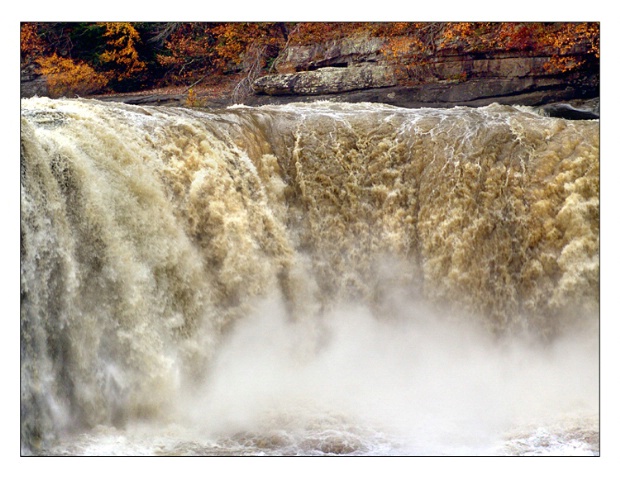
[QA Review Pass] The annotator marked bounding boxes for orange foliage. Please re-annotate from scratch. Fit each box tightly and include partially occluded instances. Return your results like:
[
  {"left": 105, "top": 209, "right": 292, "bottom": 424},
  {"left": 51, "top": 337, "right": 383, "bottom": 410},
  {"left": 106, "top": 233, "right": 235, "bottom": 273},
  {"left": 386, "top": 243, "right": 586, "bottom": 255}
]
[
  {"left": 286, "top": 22, "right": 370, "bottom": 46},
  {"left": 157, "top": 23, "right": 217, "bottom": 83},
  {"left": 158, "top": 23, "right": 287, "bottom": 85},
  {"left": 21, "top": 23, "right": 46, "bottom": 64},
  {"left": 375, "top": 22, "right": 599, "bottom": 82},
  {"left": 211, "top": 23, "right": 287, "bottom": 70},
  {"left": 441, "top": 22, "right": 476, "bottom": 44},
  {"left": 542, "top": 23, "right": 600, "bottom": 73},
  {"left": 98, "top": 22, "right": 146, "bottom": 80},
  {"left": 21, "top": 22, "right": 599, "bottom": 95},
  {"left": 36, "top": 53, "right": 109, "bottom": 97}
]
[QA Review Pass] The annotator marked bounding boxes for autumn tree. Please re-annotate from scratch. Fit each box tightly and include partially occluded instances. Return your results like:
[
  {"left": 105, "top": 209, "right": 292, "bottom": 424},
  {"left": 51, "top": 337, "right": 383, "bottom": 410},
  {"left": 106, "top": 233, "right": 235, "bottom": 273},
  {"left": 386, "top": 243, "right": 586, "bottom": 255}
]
[
  {"left": 22, "top": 23, "right": 110, "bottom": 97},
  {"left": 284, "top": 22, "right": 372, "bottom": 46},
  {"left": 540, "top": 23, "right": 600, "bottom": 73},
  {"left": 22, "top": 22, "right": 152, "bottom": 96},
  {"left": 155, "top": 22, "right": 289, "bottom": 99},
  {"left": 98, "top": 22, "right": 147, "bottom": 84},
  {"left": 156, "top": 23, "right": 219, "bottom": 84},
  {"left": 36, "top": 53, "right": 110, "bottom": 97},
  {"left": 211, "top": 22, "right": 289, "bottom": 100},
  {"left": 21, "top": 22, "right": 599, "bottom": 98},
  {"left": 20, "top": 23, "right": 46, "bottom": 66},
  {"left": 374, "top": 22, "right": 599, "bottom": 84}
]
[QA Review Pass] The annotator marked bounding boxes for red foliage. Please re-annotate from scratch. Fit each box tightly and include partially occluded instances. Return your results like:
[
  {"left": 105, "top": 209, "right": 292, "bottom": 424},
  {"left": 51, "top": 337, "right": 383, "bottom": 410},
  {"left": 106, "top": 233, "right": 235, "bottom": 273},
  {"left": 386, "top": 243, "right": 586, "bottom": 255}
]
[{"left": 21, "top": 22, "right": 599, "bottom": 96}]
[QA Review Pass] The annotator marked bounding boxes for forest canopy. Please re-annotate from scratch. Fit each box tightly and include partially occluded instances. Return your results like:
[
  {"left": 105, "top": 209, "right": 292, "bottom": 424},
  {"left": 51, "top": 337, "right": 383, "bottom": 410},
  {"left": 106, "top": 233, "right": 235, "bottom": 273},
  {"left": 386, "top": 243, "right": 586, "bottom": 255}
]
[{"left": 21, "top": 22, "right": 600, "bottom": 98}]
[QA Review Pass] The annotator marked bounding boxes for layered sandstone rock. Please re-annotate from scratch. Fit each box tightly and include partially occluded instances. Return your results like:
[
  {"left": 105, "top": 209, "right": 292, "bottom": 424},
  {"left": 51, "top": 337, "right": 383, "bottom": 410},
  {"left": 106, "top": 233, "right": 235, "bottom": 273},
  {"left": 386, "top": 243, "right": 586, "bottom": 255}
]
[
  {"left": 250, "top": 35, "right": 598, "bottom": 108},
  {"left": 253, "top": 65, "right": 397, "bottom": 95},
  {"left": 273, "top": 35, "right": 386, "bottom": 72}
]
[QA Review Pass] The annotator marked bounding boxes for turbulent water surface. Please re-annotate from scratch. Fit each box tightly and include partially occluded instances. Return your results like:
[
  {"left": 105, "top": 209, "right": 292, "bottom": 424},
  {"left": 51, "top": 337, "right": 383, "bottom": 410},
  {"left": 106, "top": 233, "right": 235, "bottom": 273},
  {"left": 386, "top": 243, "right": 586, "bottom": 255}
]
[{"left": 20, "top": 97, "right": 599, "bottom": 456}]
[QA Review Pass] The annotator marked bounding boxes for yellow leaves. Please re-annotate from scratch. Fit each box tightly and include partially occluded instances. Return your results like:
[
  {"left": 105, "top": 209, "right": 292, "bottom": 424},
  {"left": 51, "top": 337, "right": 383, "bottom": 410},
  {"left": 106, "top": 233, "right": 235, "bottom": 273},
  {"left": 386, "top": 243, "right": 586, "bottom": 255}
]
[
  {"left": 545, "top": 56, "right": 586, "bottom": 74},
  {"left": 545, "top": 23, "right": 599, "bottom": 57},
  {"left": 212, "top": 23, "right": 267, "bottom": 67},
  {"left": 440, "top": 22, "right": 476, "bottom": 47},
  {"left": 21, "top": 23, "right": 45, "bottom": 63},
  {"left": 23, "top": 22, "right": 599, "bottom": 95},
  {"left": 378, "top": 22, "right": 599, "bottom": 82},
  {"left": 383, "top": 37, "right": 413, "bottom": 59},
  {"left": 185, "top": 87, "right": 205, "bottom": 107},
  {"left": 98, "top": 22, "right": 146, "bottom": 80},
  {"left": 36, "top": 53, "right": 109, "bottom": 97},
  {"left": 540, "top": 23, "right": 599, "bottom": 73},
  {"left": 287, "top": 22, "right": 369, "bottom": 47}
]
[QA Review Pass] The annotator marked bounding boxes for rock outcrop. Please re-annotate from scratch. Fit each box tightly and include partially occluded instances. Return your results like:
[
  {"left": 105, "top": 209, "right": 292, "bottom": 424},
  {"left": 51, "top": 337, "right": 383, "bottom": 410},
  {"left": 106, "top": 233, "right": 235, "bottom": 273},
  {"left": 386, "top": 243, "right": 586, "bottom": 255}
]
[
  {"left": 540, "top": 99, "right": 600, "bottom": 119},
  {"left": 249, "top": 34, "right": 599, "bottom": 109},
  {"left": 252, "top": 65, "right": 397, "bottom": 95},
  {"left": 20, "top": 64, "right": 49, "bottom": 98},
  {"left": 272, "top": 35, "right": 386, "bottom": 72},
  {"left": 23, "top": 32, "right": 598, "bottom": 113}
]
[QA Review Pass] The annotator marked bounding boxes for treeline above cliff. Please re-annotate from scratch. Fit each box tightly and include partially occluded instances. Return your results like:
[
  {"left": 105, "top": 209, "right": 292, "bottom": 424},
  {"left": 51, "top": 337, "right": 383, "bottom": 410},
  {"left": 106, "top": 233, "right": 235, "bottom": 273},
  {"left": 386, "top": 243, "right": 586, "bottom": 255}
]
[{"left": 21, "top": 22, "right": 599, "bottom": 104}]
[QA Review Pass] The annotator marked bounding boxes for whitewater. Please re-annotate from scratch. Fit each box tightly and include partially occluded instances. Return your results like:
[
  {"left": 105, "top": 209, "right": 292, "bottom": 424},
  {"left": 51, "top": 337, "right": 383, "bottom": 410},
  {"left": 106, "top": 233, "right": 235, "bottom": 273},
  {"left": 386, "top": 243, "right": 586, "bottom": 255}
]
[{"left": 20, "top": 97, "right": 599, "bottom": 456}]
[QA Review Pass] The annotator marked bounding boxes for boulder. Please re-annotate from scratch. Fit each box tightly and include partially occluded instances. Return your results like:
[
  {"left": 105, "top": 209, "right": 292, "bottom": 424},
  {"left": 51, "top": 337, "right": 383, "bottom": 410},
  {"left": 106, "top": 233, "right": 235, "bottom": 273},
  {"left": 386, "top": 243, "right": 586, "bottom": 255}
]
[
  {"left": 540, "top": 101, "right": 599, "bottom": 120},
  {"left": 253, "top": 65, "right": 397, "bottom": 96},
  {"left": 21, "top": 64, "right": 49, "bottom": 98},
  {"left": 274, "top": 35, "right": 385, "bottom": 72}
]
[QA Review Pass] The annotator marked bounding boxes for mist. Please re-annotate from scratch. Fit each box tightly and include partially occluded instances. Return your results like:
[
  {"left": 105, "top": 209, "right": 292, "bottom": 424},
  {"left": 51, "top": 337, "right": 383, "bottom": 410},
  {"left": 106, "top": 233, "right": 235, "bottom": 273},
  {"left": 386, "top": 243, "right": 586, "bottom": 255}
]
[{"left": 177, "top": 294, "right": 598, "bottom": 455}]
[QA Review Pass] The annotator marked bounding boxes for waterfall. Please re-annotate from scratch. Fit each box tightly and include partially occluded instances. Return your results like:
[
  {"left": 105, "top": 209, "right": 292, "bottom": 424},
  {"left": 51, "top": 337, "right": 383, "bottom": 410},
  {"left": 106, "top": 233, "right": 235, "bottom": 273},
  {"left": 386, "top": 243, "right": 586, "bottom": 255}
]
[{"left": 20, "top": 97, "right": 599, "bottom": 455}]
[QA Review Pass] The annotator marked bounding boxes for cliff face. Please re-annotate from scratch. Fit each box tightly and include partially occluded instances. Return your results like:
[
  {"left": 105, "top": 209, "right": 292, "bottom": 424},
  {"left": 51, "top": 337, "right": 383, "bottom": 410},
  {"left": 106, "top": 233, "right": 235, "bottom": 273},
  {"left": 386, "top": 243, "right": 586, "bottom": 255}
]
[
  {"left": 253, "top": 65, "right": 397, "bottom": 96},
  {"left": 28, "top": 31, "right": 597, "bottom": 115},
  {"left": 249, "top": 34, "right": 599, "bottom": 109},
  {"left": 20, "top": 63, "right": 49, "bottom": 98}
]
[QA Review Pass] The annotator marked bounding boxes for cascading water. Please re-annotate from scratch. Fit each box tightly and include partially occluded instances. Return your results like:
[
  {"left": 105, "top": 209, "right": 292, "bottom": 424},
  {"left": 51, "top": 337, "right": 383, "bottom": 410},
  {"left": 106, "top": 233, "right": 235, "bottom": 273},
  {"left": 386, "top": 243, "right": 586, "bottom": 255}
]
[{"left": 20, "top": 97, "right": 599, "bottom": 456}]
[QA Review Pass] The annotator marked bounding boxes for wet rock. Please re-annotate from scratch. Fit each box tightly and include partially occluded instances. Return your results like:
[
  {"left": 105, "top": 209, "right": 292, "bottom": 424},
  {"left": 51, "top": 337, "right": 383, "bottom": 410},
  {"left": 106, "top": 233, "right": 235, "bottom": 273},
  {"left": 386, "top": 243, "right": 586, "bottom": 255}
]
[
  {"left": 540, "top": 102, "right": 599, "bottom": 120},
  {"left": 96, "top": 94, "right": 186, "bottom": 106},
  {"left": 245, "top": 79, "right": 594, "bottom": 111}
]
